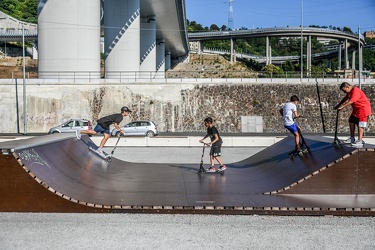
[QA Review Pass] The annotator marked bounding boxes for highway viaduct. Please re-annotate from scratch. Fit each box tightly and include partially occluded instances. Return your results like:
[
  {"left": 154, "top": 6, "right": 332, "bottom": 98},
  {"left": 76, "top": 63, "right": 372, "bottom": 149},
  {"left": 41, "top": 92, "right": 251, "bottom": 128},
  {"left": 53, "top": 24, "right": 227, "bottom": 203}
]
[{"left": 188, "top": 28, "right": 366, "bottom": 73}]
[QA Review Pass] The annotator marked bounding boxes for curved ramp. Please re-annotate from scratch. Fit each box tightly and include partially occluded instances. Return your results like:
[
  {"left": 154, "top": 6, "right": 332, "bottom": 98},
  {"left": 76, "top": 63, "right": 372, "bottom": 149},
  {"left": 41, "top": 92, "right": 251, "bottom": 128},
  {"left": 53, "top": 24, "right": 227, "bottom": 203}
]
[{"left": 0, "top": 134, "right": 374, "bottom": 215}]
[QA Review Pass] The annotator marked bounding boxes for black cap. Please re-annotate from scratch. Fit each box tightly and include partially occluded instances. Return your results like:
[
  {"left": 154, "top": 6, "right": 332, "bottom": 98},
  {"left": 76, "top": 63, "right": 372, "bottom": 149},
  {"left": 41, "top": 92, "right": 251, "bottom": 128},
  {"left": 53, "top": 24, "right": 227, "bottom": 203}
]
[{"left": 121, "top": 106, "right": 132, "bottom": 113}]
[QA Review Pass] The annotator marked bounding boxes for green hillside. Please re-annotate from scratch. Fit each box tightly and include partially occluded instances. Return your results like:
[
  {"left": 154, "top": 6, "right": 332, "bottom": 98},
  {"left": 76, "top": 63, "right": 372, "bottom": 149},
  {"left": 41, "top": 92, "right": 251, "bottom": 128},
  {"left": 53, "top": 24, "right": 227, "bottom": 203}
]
[{"left": 0, "top": 0, "right": 38, "bottom": 23}]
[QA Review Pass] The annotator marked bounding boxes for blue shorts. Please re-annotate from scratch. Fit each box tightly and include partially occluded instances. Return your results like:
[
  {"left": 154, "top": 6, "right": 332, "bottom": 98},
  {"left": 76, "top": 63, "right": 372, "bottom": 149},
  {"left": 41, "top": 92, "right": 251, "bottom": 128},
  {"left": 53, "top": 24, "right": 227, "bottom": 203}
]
[
  {"left": 284, "top": 123, "right": 299, "bottom": 135},
  {"left": 94, "top": 124, "right": 110, "bottom": 134}
]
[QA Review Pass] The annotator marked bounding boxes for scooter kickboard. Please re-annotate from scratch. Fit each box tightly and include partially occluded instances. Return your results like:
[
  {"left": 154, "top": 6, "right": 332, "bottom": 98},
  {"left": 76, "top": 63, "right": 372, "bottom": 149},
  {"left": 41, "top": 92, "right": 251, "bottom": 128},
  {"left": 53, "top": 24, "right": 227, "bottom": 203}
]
[
  {"left": 89, "top": 147, "right": 111, "bottom": 161},
  {"left": 201, "top": 169, "right": 225, "bottom": 175},
  {"left": 288, "top": 148, "right": 309, "bottom": 159}
]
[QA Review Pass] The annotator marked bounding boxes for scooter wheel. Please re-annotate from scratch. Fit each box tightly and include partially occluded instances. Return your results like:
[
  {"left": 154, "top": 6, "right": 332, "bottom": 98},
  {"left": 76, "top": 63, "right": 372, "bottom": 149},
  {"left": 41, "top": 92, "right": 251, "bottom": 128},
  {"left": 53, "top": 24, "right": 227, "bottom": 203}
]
[{"left": 106, "top": 157, "right": 112, "bottom": 163}]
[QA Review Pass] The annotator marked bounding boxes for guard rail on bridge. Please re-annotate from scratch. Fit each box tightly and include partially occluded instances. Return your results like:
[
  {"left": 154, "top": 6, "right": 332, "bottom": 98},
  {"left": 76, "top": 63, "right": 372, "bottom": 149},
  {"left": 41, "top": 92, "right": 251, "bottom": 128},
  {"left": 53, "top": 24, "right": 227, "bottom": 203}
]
[{"left": 188, "top": 27, "right": 365, "bottom": 45}]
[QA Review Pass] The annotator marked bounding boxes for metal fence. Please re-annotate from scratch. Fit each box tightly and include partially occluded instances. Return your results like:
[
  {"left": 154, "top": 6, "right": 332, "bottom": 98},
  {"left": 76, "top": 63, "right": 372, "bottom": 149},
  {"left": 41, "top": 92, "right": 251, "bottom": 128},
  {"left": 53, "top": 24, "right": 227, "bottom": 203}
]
[{"left": 0, "top": 70, "right": 373, "bottom": 84}]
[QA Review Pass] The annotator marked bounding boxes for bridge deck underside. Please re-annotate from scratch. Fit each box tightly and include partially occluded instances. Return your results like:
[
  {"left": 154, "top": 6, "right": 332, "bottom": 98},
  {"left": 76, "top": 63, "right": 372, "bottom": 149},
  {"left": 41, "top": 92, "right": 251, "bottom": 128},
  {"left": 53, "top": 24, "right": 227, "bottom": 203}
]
[{"left": 0, "top": 135, "right": 374, "bottom": 215}]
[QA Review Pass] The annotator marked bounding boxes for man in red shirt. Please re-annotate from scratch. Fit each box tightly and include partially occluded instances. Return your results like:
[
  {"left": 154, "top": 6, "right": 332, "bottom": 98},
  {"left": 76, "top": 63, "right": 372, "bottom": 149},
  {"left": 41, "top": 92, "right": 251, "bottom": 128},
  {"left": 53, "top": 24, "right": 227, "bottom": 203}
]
[{"left": 335, "top": 82, "right": 372, "bottom": 147}]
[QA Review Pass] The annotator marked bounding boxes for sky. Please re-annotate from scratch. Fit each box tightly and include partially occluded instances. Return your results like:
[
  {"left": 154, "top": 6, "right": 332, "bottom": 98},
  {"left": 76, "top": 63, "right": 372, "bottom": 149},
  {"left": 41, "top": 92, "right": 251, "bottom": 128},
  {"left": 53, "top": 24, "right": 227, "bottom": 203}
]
[{"left": 185, "top": 0, "right": 375, "bottom": 33}]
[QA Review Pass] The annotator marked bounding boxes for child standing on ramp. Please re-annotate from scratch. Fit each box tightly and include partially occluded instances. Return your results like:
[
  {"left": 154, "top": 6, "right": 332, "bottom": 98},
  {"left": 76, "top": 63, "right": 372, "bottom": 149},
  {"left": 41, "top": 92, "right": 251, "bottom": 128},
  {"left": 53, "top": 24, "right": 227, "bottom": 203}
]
[
  {"left": 334, "top": 82, "right": 372, "bottom": 147},
  {"left": 280, "top": 95, "right": 303, "bottom": 153},
  {"left": 199, "top": 117, "right": 226, "bottom": 172}
]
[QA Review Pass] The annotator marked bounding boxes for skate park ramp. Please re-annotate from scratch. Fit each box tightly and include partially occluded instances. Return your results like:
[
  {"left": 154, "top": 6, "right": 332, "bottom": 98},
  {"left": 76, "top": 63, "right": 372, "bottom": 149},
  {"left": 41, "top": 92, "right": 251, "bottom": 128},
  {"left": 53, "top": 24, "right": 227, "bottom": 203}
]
[{"left": 0, "top": 134, "right": 374, "bottom": 215}]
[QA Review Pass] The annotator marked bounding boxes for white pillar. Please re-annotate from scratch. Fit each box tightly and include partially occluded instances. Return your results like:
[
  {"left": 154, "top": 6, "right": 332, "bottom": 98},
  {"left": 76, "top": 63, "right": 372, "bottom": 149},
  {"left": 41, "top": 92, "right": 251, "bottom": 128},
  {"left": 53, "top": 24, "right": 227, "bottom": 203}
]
[
  {"left": 104, "top": 0, "right": 140, "bottom": 79},
  {"left": 307, "top": 35, "right": 311, "bottom": 76},
  {"left": 165, "top": 52, "right": 171, "bottom": 70},
  {"left": 156, "top": 40, "right": 166, "bottom": 78},
  {"left": 266, "top": 36, "right": 270, "bottom": 65},
  {"left": 338, "top": 42, "right": 342, "bottom": 70},
  {"left": 344, "top": 39, "right": 349, "bottom": 69},
  {"left": 140, "top": 16, "right": 156, "bottom": 78},
  {"left": 38, "top": 0, "right": 100, "bottom": 79}
]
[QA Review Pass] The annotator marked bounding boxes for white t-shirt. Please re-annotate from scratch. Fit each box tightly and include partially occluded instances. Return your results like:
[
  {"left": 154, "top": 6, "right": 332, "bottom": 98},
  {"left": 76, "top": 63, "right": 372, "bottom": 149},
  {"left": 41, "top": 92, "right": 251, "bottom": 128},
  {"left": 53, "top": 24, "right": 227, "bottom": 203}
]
[{"left": 282, "top": 102, "right": 297, "bottom": 126}]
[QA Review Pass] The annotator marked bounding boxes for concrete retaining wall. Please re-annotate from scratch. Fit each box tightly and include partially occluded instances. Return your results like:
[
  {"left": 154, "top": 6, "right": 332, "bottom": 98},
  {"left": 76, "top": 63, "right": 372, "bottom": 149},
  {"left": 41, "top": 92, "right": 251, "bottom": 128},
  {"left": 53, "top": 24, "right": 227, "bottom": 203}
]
[{"left": 0, "top": 80, "right": 374, "bottom": 134}]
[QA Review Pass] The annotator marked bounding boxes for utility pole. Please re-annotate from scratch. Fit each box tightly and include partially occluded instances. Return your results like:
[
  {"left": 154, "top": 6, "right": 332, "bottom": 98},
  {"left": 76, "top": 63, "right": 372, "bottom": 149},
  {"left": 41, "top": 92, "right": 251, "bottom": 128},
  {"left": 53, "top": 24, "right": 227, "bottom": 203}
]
[
  {"left": 358, "top": 25, "right": 362, "bottom": 89},
  {"left": 22, "top": 23, "right": 27, "bottom": 135},
  {"left": 300, "top": 1, "right": 303, "bottom": 82}
]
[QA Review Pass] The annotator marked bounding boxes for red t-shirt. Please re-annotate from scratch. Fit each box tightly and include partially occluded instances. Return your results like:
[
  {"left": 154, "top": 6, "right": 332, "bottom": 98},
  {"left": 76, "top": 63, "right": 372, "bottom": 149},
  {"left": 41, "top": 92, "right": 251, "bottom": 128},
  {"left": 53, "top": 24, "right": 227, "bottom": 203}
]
[{"left": 347, "top": 87, "right": 372, "bottom": 118}]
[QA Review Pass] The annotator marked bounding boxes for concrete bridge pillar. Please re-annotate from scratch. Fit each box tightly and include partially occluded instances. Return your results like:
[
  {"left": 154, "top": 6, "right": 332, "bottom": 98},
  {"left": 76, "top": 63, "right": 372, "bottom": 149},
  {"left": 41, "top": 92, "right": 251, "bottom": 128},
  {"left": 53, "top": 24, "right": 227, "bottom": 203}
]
[
  {"left": 344, "top": 39, "right": 349, "bottom": 69},
  {"left": 338, "top": 41, "right": 342, "bottom": 70},
  {"left": 165, "top": 52, "right": 171, "bottom": 70},
  {"left": 156, "top": 39, "right": 166, "bottom": 78},
  {"left": 266, "top": 36, "right": 272, "bottom": 65},
  {"left": 140, "top": 16, "right": 157, "bottom": 78},
  {"left": 306, "top": 36, "right": 311, "bottom": 76},
  {"left": 352, "top": 50, "right": 356, "bottom": 70},
  {"left": 197, "top": 41, "right": 202, "bottom": 54},
  {"left": 38, "top": 0, "right": 100, "bottom": 79},
  {"left": 104, "top": 0, "right": 140, "bottom": 79},
  {"left": 230, "top": 38, "right": 236, "bottom": 64},
  {"left": 359, "top": 43, "right": 363, "bottom": 72}
]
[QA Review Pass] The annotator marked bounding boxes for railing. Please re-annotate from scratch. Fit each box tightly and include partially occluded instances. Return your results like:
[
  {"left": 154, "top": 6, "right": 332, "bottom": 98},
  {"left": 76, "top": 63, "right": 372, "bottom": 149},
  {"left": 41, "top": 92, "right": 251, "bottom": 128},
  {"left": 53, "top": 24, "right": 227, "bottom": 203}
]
[{"left": 0, "top": 70, "right": 373, "bottom": 84}]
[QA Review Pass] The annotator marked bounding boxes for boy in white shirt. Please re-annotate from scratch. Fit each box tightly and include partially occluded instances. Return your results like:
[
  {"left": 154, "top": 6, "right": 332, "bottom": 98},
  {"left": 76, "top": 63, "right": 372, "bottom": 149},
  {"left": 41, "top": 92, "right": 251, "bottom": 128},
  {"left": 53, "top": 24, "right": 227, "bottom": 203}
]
[{"left": 280, "top": 95, "right": 302, "bottom": 152}]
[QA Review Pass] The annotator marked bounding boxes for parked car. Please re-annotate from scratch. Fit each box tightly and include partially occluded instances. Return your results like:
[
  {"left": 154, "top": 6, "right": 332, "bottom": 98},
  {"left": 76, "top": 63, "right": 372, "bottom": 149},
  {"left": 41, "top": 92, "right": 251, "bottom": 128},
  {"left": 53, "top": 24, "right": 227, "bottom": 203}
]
[
  {"left": 48, "top": 119, "right": 92, "bottom": 134},
  {"left": 111, "top": 120, "right": 159, "bottom": 137}
]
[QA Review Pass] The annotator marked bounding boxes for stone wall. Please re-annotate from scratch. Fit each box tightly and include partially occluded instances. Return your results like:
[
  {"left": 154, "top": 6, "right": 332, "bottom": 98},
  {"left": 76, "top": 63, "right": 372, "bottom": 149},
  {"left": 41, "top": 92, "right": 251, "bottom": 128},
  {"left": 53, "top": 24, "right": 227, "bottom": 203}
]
[{"left": 0, "top": 80, "right": 374, "bottom": 134}]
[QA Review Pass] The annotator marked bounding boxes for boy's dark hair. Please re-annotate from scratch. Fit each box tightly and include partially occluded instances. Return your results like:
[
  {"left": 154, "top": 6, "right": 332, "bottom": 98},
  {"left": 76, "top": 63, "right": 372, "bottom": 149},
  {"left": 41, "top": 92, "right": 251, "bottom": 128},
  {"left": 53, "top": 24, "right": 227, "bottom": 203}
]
[
  {"left": 340, "top": 82, "right": 351, "bottom": 90},
  {"left": 290, "top": 95, "right": 300, "bottom": 102},
  {"left": 204, "top": 117, "right": 213, "bottom": 123},
  {"left": 121, "top": 106, "right": 132, "bottom": 113}
]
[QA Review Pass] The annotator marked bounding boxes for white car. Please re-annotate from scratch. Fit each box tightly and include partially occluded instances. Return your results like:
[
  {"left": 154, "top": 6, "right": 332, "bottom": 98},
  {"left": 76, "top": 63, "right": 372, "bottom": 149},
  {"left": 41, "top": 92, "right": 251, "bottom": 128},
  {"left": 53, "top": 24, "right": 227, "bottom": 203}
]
[
  {"left": 111, "top": 121, "right": 159, "bottom": 137},
  {"left": 48, "top": 119, "right": 92, "bottom": 134}
]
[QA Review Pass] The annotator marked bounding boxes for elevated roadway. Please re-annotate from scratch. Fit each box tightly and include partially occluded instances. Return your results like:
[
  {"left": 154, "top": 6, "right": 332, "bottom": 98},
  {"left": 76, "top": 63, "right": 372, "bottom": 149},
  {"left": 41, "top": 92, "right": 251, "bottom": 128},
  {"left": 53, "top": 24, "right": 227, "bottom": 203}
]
[
  {"left": 189, "top": 27, "right": 365, "bottom": 69},
  {"left": 1, "top": 134, "right": 374, "bottom": 215},
  {"left": 188, "top": 27, "right": 364, "bottom": 44}
]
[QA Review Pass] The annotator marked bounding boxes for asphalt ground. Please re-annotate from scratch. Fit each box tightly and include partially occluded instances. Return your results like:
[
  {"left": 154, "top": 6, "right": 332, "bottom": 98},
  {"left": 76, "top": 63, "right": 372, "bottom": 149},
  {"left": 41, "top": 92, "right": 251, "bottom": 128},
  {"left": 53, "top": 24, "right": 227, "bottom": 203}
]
[{"left": 1, "top": 146, "right": 375, "bottom": 249}]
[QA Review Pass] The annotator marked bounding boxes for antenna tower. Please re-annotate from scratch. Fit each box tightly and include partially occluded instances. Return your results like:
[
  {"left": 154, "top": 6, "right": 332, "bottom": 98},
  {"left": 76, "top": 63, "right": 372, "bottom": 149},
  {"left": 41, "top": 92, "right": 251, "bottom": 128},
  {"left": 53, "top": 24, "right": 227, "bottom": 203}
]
[{"left": 227, "top": 0, "right": 234, "bottom": 30}]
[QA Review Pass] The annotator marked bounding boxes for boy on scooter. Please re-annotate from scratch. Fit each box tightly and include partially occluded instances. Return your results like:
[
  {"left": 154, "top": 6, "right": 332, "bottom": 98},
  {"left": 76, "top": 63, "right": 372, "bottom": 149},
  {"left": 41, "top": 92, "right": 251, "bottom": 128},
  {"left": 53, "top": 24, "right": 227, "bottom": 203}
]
[
  {"left": 199, "top": 117, "right": 227, "bottom": 172},
  {"left": 280, "top": 95, "right": 303, "bottom": 153}
]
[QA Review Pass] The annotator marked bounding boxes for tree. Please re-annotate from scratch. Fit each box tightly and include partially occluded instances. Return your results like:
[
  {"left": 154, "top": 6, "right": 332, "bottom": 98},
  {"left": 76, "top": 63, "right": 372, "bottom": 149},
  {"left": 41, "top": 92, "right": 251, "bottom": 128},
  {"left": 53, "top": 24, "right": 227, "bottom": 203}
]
[
  {"left": 283, "top": 60, "right": 295, "bottom": 72},
  {"left": 210, "top": 24, "right": 220, "bottom": 31},
  {"left": 262, "top": 64, "right": 283, "bottom": 74}
]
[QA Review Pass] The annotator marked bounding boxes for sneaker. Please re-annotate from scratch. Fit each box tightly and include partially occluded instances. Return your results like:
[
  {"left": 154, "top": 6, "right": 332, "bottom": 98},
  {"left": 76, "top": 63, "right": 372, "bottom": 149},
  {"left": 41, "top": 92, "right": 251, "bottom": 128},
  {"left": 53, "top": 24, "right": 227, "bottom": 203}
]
[
  {"left": 296, "top": 149, "right": 304, "bottom": 155},
  {"left": 75, "top": 130, "right": 81, "bottom": 139},
  {"left": 351, "top": 140, "right": 364, "bottom": 147},
  {"left": 96, "top": 148, "right": 104, "bottom": 154},
  {"left": 344, "top": 137, "right": 355, "bottom": 144},
  {"left": 206, "top": 166, "right": 216, "bottom": 172},
  {"left": 218, "top": 165, "right": 227, "bottom": 171}
]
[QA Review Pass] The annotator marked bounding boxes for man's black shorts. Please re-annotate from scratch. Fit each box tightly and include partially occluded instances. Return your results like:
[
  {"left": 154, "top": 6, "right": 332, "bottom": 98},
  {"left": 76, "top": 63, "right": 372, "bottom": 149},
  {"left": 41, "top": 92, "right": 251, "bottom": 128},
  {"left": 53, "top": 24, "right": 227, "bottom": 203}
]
[{"left": 210, "top": 143, "right": 222, "bottom": 157}]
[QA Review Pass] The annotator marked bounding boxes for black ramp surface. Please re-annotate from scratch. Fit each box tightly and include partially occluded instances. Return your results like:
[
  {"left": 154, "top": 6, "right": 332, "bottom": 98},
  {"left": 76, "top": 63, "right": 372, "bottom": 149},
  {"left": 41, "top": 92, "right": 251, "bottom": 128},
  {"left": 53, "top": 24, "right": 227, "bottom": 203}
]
[{"left": 1, "top": 134, "right": 374, "bottom": 213}]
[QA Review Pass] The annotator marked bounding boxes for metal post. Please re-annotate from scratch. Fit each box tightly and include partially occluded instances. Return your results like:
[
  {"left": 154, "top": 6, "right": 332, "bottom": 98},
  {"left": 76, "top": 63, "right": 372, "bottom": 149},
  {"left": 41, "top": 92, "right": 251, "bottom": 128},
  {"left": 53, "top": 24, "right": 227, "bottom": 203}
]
[
  {"left": 22, "top": 24, "right": 27, "bottom": 135},
  {"left": 300, "top": 1, "right": 303, "bottom": 82},
  {"left": 15, "top": 79, "right": 20, "bottom": 134},
  {"left": 316, "top": 79, "right": 326, "bottom": 133},
  {"left": 358, "top": 26, "right": 361, "bottom": 89}
]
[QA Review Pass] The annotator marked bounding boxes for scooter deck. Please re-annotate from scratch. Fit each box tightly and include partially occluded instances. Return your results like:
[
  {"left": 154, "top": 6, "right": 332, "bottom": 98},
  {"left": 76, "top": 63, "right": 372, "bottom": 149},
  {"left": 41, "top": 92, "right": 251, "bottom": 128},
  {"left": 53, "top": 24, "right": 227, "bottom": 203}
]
[
  {"left": 88, "top": 147, "right": 112, "bottom": 162},
  {"left": 288, "top": 148, "right": 309, "bottom": 159},
  {"left": 198, "top": 168, "right": 225, "bottom": 175}
]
